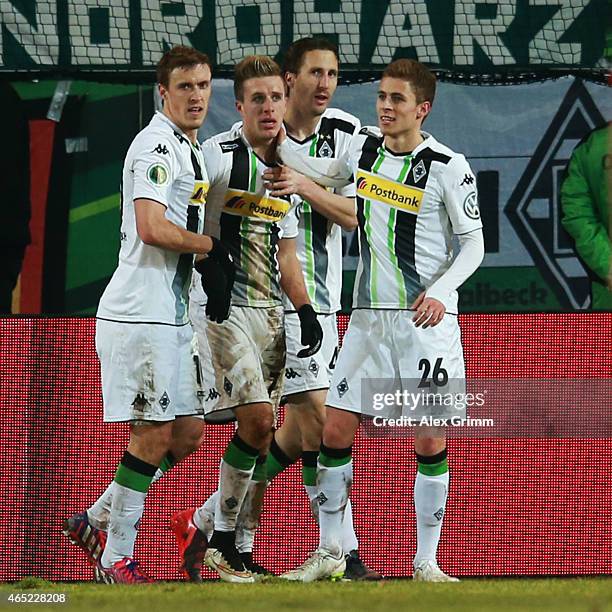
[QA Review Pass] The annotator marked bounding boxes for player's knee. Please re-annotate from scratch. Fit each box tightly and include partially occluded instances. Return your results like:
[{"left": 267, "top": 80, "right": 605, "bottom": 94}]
[
  {"left": 414, "top": 438, "right": 446, "bottom": 456},
  {"left": 302, "top": 417, "right": 324, "bottom": 449},
  {"left": 322, "top": 420, "right": 352, "bottom": 449},
  {"left": 243, "top": 411, "right": 275, "bottom": 444}
]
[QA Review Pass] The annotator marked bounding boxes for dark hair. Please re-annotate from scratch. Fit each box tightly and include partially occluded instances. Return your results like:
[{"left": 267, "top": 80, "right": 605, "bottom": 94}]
[
  {"left": 156, "top": 45, "right": 211, "bottom": 87},
  {"left": 282, "top": 37, "right": 339, "bottom": 75},
  {"left": 382, "top": 59, "right": 436, "bottom": 105},
  {"left": 234, "top": 55, "right": 282, "bottom": 100}
]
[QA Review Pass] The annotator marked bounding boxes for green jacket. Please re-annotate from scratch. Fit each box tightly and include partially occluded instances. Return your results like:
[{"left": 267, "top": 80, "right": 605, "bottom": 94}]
[{"left": 561, "top": 123, "right": 612, "bottom": 310}]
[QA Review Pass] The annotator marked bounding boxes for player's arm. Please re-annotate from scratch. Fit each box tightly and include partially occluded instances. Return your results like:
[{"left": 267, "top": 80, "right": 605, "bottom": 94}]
[
  {"left": 277, "top": 237, "right": 322, "bottom": 357},
  {"left": 413, "top": 156, "right": 484, "bottom": 328},
  {"left": 412, "top": 229, "right": 485, "bottom": 328},
  {"left": 263, "top": 166, "right": 357, "bottom": 230},
  {"left": 135, "top": 199, "right": 214, "bottom": 254},
  {"left": 277, "top": 236, "right": 309, "bottom": 310},
  {"left": 277, "top": 139, "right": 353, "bottom": 189},
  {"left": 561, "top": 135, "right": 611, "bottom": 284}
]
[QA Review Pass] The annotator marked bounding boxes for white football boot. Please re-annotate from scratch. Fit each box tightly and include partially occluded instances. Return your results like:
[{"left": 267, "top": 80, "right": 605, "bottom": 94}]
[
  {"left": 280, "top": 548, "right": 346, "bottom": 583},
  {"left": 413, "top": 559, "right": 459, "bottom": 582}
]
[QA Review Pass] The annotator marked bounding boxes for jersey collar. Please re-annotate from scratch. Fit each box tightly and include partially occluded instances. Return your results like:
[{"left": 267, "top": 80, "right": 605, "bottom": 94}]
[
  {"left": 152, "top": 111, "right": 201, "bottom": 150},
  {"left": 382, "top": 131, "right": 432, "bottom": 158}
]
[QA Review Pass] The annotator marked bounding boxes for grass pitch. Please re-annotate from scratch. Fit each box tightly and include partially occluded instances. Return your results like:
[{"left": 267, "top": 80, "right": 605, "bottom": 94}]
[{"left": 1, "top": 577, "right": 610, "bottom": 612}]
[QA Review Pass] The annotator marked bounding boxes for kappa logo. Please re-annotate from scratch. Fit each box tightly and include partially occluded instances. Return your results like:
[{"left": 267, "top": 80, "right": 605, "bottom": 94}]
[
  {"left": 308, "top": 358, "right": 320, "bottom": 377},
  {"left": 285, "top": 368, "right": 302, "bottom": 380},
  {"left": 506, "top": 80, "right": 604, "bottom": 309},
  {"left": 463, "top": 192, "right": 480, "bottom": 220},
  {"left": 206, "top": 388, "right": 220, "bottom": 402},
  {"left": 337, "top": 377, "right": 349, "bottom": 398},
  {"left": 223, "top": 377, "right": 233, "bottom": 397},
  {"left": 412, "top": 159, "right": 427, "bottom": 183},
  {"left": 159, "top": 391, "right": 171, "bottom": 411},
  {"left": 460, "top": 173, "right": 474, "bottom": 186},
  {"left": 131, "top": 392, "right": 150, "bottom": 410},
  {"left": 152, "top": 143, "right": 169, "bottom": 155}
]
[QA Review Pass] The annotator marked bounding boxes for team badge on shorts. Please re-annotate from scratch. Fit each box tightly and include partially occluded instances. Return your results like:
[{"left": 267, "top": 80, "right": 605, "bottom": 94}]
[
  {"left": 308, "top": 358, "right": 320, "bottom": 377},
  {"left": 158, "top": 391, "right": 171, "bottom": 411},
  {"left": 337, "top": 377, "right": 349, "bottom": 398}
]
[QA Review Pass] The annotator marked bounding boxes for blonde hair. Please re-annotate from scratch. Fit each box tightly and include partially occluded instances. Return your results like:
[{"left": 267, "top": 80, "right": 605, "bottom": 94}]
[{"left": 234, "top": 55, "right": 282, "bottom": 100}]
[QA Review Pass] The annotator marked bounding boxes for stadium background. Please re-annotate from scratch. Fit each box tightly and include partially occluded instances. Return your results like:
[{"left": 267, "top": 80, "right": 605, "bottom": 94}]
[{"left": 0, "top": 0, "right": 610, "bottom": 580}]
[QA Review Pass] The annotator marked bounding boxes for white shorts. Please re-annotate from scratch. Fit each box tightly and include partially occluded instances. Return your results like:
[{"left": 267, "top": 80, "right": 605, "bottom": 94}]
[
  {"left": 95, "top": 319, "right": 204, "bottom": 422},
  {"left": 189, "top": 298, "right": 222, "bottom": 414},
  {"left": 327, "top": 309, "right": 466, "bottom": 419},
  {"left": 205, "top": 305, "right": 286, "bottom": 423},
  {"left": 283, "top": 312, "right": 339, "bottom": 397}
]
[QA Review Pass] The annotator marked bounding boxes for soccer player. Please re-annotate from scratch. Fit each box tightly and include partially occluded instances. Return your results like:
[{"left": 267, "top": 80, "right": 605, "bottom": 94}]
[
  {"left": 278, "top": 58, "right": 484, "bottom": 582},
  {"left": 175, "top": 56, "right": 322, "bottom": 584},
  {"left": 61, "top": 46, "right": 233, "bottom": 583},
  {"left": 263, "top": 37, "right": 381, "bottom": 580},
  {"left": 172, "top": 39, "right": 380, "bottom": 582}
]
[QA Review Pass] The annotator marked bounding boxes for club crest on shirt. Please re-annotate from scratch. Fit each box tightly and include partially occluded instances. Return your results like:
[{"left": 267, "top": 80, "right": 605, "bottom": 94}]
[
  {"left": 318, "top": 140, "right": 333, "bottom": 158},
  {"left": 412, "top": 159, "right": 427, "bottom": 183},
  {"left": 147, "top": 162, "right": 170, "bottom": 186}
]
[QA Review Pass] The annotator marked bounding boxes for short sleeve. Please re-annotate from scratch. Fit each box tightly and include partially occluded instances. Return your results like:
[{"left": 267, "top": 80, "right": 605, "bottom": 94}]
[
  {"left": 278, "top": 199, "right": 299, "bottom": 239},
  {"left": 131, "top": 136, "right": 177, "bottom": 207},
  {"left": 439, "top": 155, "right": 483, "bottom": 235},
  {"left": 202, "top": 138, "right": 224, "bottom": 185}
]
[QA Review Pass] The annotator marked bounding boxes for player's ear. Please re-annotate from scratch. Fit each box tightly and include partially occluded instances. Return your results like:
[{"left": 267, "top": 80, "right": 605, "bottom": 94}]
[
  {"left": 417, "top": 101, "right": 431, "bottom": 120},
  {"left": 235, "top": 100, "right": 243, "bottom": 116},
  {"left": 285, "top": 72, "right": 295, "bottom": 90},
  {"left": 158, "top": 83, "right": 168, "bottom": 104}
]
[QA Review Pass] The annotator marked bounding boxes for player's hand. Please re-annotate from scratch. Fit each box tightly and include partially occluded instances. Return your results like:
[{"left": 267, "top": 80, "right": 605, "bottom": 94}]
[
  {"left": 195, "top": 240, "right": 235, "bottom": 323},
  {"left": 411, "top": 291, "right": 445, "bottom": 328},
  {"left": 263, "top": 165, "right": 311, "bottom": 197},
  {"left": 297, "top": 304, "right": 323, "bottom": 357}
]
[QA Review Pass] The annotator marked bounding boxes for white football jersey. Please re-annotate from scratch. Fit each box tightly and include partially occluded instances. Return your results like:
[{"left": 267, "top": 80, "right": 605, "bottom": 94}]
[
  {"left": 191, "top": 124, "right": 299, "bottom": 308},
  {"left": 97, "top": 111, "right": 208, "bottom": 325},
  {"left": 281, "top": 108, "right": 360, "bottom": 314},
  {"left": 347, "top": 128, "right": 483, "bottom": 314}
]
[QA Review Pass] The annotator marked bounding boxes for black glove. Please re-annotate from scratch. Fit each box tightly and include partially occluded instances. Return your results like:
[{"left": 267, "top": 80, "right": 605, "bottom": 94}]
[
  {"left": 194, "top": 240, "right": 235, "bottom": 323},
  {"left": 297, "top": 304, "right": 323, "bottom": 357}
]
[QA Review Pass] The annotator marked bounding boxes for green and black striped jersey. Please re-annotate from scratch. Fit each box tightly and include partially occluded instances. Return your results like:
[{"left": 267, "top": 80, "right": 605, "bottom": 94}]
[
  {"left": 192, "top": 124, "right": 298, "bottom": 308},
  {"left": 348, "top": 128, "right": 483, "bottom": 313},
  {"left": 282, "top": 108, "right": 360, "bottom": 314}
]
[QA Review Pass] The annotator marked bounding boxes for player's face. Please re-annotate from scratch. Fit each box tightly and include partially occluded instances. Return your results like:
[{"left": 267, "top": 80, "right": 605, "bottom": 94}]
[
  {"left": 159, "top": 64, "right": 212, "bottom": 139},
  {"left": 237, "top": 76, "right": 287, "bottom": 144},
  {"left": 286, "top": 50, "right": 339, "bottom": 116},
  {"left": 376, "top": 77, "right": 430, "bottom": 139}
]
